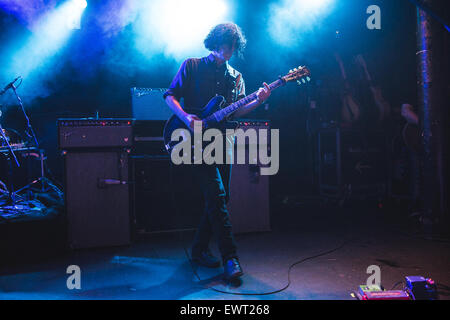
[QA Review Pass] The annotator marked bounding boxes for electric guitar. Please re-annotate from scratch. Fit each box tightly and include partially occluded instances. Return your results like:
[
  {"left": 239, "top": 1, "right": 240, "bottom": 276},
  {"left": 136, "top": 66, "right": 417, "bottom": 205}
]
[
  {"left": 335, "top": 53, "right": 361, "bottom": 124},
  {"left": 355, "top": 54, "right": 391, "bottom": 121},
  {"left": 163, "top": 66, "right": 311, "bottom": 153}
]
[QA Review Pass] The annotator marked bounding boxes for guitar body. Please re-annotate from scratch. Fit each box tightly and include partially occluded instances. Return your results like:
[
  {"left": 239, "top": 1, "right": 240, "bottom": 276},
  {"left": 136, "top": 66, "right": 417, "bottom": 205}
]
[
  {"left": 341, "top": 93, "right": 361, "bottom": 124},
  {"left": 335, "top": 54, "right": 360, "bottom": 125},
  {"left": 163, "top": 95, "right": 237, "bottom": 153}
]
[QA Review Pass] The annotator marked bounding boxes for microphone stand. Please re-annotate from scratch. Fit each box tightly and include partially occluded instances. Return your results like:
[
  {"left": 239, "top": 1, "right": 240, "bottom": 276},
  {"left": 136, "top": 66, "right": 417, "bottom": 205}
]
[
  {"left": 9, "top": 83, "right": 58, "bottom": 196},
  {"left": 11, "top": 84, "right": 39, "bottom": 148},
  {"left": 0, "top": 82, "right": 21, "bottom": 207},
  {"left": 0, "top": 118, "right": 20, "bottom": 205}
]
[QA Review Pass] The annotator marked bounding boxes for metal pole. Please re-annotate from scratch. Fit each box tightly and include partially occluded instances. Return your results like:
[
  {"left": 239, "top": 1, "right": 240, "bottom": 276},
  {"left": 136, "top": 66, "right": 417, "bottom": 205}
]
[{"left": 416, "top": 0, "right": 446, "bottom": 231}]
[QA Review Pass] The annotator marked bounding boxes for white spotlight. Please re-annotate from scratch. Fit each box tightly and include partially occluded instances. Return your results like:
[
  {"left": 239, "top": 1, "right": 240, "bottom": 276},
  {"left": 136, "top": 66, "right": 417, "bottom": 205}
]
[
  {"left": 76, "top": 0, "right": 88, "bottom": 9},
  {"left": 133, "top": 0, "right": 231, "bottom": 60},
  {"left": 66, "top": 0, "right": 88, "bottom": 30},
  {"left": 268, "top": 0, "right": 335, "bottom": 46}
]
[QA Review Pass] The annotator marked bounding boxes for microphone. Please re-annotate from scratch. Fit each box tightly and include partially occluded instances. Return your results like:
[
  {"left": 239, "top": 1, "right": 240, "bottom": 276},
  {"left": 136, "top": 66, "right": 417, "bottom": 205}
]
[{"left": 0, "top": 76, "right": 22, "bottom": 95}]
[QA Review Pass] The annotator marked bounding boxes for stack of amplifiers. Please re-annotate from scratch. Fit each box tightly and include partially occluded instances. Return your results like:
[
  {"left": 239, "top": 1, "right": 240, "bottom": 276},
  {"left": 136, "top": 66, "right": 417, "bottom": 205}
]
[
  {"left": 317, "top": 127, "right": 387, "bottom": 199},
  {"left": 132, "top": 120, "right": 167, "bottom": 156},
  {"left": 130, "top": 119, "right": 271, "bottom": 235},
  {"left": 58, "top": 118, "right": 133, "bottom": 249},
  {"left": 130, "top": 155, "right": 204, "bottom": 233}
]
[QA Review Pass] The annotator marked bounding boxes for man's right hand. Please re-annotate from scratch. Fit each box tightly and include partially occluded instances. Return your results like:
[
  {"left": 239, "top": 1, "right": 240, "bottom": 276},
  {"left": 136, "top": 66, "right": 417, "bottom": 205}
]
[{"left": 184, "top": 114, "right": 203, "bottom": 131}]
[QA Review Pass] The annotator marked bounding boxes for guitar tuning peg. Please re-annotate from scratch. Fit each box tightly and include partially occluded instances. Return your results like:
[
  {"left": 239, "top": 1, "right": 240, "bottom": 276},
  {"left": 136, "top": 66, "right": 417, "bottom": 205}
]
[
  {"left": 306, "top": 77, "right": 311, "bottom": 82},
  {"left": 297, "top": 80, "right": 302, "bottom": 86},
  {"left": 289, "top": 70, "right": 293, "bottom": 73},
  {"left": 294, "top": 68, "right": 298, "bottom": 71},
  {"left": 302, "top": 78, "right": 306, "bottom": 84}
]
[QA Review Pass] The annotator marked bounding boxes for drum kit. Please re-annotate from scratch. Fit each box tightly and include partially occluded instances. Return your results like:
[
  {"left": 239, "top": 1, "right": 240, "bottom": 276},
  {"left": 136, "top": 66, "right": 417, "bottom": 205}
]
[{"left": 1, "top": 77, "right": 59, "bottom": 214}]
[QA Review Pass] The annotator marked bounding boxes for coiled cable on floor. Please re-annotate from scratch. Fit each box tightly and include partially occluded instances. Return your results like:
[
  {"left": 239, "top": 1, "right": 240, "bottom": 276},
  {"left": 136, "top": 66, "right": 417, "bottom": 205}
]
[{"left": 183, "top": 239, "right": 350, "bottom": 296}]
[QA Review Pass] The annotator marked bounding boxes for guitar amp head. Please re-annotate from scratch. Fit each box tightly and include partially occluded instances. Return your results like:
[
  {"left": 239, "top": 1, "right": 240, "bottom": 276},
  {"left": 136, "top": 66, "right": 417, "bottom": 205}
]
[
  {"left": 131, "top": 88, "right": 173, "bottom": 121},
  {"left": 58, "top": 118, "right": 134, "bottom": 149}
]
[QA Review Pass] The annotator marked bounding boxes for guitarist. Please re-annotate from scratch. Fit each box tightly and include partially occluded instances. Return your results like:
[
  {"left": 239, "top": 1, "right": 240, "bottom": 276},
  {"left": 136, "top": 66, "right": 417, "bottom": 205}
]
[{"left": 163, "top": 23, "right": 271, "bottom": 281}]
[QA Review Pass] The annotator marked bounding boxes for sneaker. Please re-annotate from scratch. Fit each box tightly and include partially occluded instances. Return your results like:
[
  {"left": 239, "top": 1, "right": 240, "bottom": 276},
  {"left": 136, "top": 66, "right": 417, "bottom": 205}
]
[{"left": 223, "top": 258, "right": 243, "bottom": 280}]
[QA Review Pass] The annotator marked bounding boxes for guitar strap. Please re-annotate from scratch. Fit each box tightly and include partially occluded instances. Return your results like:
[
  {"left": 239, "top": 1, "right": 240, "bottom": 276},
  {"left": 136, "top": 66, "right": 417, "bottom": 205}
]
[{"left": 224, "top": 64, "right": 244, "bottom": 109}]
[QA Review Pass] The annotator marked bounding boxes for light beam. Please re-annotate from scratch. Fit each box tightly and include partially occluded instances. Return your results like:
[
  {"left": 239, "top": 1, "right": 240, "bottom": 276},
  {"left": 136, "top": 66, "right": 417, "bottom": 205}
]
[
  {"left": 268, "top": 0, "right": 335, "bottom": 46},
  {"left": 132, "top": 0, "right": 231, "bottom": 60}
]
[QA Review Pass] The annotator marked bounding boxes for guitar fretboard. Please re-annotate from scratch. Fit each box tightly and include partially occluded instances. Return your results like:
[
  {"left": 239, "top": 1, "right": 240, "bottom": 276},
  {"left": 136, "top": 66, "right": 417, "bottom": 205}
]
[{"left": 206, "top": 78, "right": 285, "bottom": 122}]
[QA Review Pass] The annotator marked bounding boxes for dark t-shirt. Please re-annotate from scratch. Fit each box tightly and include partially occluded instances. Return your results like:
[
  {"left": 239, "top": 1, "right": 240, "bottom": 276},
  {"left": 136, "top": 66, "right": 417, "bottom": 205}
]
[{"left": 163, "top": 53, "right": 245, "bottom": 114}]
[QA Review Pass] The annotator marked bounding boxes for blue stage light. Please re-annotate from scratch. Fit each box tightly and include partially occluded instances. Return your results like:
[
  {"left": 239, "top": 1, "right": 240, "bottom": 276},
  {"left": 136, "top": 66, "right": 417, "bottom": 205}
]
[
  {"left": 132, "top": 0, "right": 231, "bottom": 60},
  {"left": 268, "top": 0, "right": 336, "bottom": 46},
  {"left": 1, "top": 0, "right": 88, "bottom": 98},
  {"left": 76, "top": 0, "right": 88, "bottom": 9},
  {"left": 65, "top": 0, "right": 88, "bottom": 30}
]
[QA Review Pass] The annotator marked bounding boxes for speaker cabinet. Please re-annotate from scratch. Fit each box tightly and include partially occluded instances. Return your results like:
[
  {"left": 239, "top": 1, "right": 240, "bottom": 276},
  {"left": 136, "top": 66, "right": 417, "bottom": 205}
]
[
  {"left": 228, "top": 121, "right": 271, "bottom": 234},
  {"left": 131, "top": 155, "right": 203, "bottom": 233},
  {"left": 64, "top": 150, "right": 131, "bottom": 249},
  {"left": 130, "top": 121, "right": 271, "bottom": 235}
]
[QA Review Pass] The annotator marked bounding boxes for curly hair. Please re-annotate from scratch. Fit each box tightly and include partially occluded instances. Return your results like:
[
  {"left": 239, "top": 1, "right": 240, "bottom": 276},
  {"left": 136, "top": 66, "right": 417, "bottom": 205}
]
[{"left": 204, "top": 23, "right": 247, "bottom": 58}]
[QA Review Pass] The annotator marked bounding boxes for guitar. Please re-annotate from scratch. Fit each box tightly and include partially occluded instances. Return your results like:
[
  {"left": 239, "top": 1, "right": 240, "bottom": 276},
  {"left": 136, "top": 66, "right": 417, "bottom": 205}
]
[
  {"left": 334, "top": 53, "right": 361, "bottom": 124},
  {"left": 355, "top": 54, "right": 391, "bottom": 121},
  {"left": 163, "top": 66, "right": 311, "bottom": 153}
]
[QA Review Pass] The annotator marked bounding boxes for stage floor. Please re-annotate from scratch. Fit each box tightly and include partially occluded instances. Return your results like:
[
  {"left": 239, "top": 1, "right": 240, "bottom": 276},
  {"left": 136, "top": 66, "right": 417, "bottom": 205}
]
[{"left": 1, "top": 204, "right": 449, "bottom": 300}]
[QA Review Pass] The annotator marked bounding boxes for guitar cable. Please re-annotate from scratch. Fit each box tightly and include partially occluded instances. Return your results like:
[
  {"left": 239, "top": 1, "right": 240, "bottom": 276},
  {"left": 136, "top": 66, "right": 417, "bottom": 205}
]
[
  {"left": 169, "top": 162, "right": 351, "bottom": 296},
  {"left": 183, "top": 238, "right": 350, "bottom": 296}
]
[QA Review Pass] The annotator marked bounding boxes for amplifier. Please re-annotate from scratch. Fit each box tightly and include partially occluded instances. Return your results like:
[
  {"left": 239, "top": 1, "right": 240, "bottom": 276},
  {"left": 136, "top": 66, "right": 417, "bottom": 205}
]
[
  {"left": 130, "top": 120, "right": 271, "bottom": 234},
  {"left": 132, "top": 120, "right": 166, "bottom": 155},
  {"left": 130, "top": 155, "right": 203, "bottom": 233},
  {"left": 58, "top": 118, "right": 133, "bottom": 149},
  {"left": 131, "top": 88, "right": 173, "bottom": 120}
]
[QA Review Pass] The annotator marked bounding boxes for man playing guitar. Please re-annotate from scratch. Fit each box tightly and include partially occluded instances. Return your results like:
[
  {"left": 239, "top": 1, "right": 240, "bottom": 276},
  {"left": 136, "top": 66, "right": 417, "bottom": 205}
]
[{"left": 164, "top": 23, "right": 271, "bottom": 281}]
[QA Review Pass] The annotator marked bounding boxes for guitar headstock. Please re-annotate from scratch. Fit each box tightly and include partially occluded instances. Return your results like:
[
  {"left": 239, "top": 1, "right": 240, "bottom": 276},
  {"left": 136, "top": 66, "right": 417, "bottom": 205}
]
[{"left": 282, "top": 66, "right": 311, "bottom": 86}]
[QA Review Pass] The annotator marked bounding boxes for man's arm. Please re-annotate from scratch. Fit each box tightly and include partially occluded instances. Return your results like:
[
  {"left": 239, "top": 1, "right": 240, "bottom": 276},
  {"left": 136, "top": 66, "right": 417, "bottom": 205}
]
[
  {"left": 165, "top": 95, "right": 201, "bottom": 130},
  {"left": 164, "top": 59, "right": 202, "bottom": 129},
  {"left": 233, "top": 83, "right": 271, "bottom": 118}
]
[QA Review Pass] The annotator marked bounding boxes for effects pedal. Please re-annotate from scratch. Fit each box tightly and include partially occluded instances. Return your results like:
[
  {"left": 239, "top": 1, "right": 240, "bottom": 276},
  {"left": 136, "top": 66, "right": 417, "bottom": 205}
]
[{"left": 355, "top": 285, "right": 410, "bottom": 300}]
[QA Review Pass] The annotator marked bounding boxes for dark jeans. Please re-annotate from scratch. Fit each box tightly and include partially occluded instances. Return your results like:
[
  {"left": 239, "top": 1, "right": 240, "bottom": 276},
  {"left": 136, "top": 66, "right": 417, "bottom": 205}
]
[{"left": 191, "top": 163, "right": 238, "bottom": 262}]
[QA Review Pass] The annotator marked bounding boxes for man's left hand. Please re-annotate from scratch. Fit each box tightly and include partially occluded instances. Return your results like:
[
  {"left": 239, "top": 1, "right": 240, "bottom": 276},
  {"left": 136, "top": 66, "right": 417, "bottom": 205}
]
[{"left": 256, "top": 82, "right": 271, "bottom": 103}]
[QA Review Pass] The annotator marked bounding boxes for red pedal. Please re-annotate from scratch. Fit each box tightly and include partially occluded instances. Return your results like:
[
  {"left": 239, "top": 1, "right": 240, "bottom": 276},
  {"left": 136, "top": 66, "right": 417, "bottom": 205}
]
[{"left": 357, "top": 285, "right": 410, "bottom": 300}]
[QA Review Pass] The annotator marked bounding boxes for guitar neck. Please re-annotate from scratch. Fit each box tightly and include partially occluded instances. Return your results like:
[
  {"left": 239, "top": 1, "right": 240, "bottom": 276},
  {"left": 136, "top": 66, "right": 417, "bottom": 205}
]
[{"left": 212, "top": 78, "right": 286, "bottom": 121}]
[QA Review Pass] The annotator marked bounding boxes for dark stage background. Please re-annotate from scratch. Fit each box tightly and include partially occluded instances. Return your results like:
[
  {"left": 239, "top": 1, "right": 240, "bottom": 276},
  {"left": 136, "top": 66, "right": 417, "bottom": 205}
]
[{"left": 0, "top": 0, "right": 448, "bottom": 207}]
